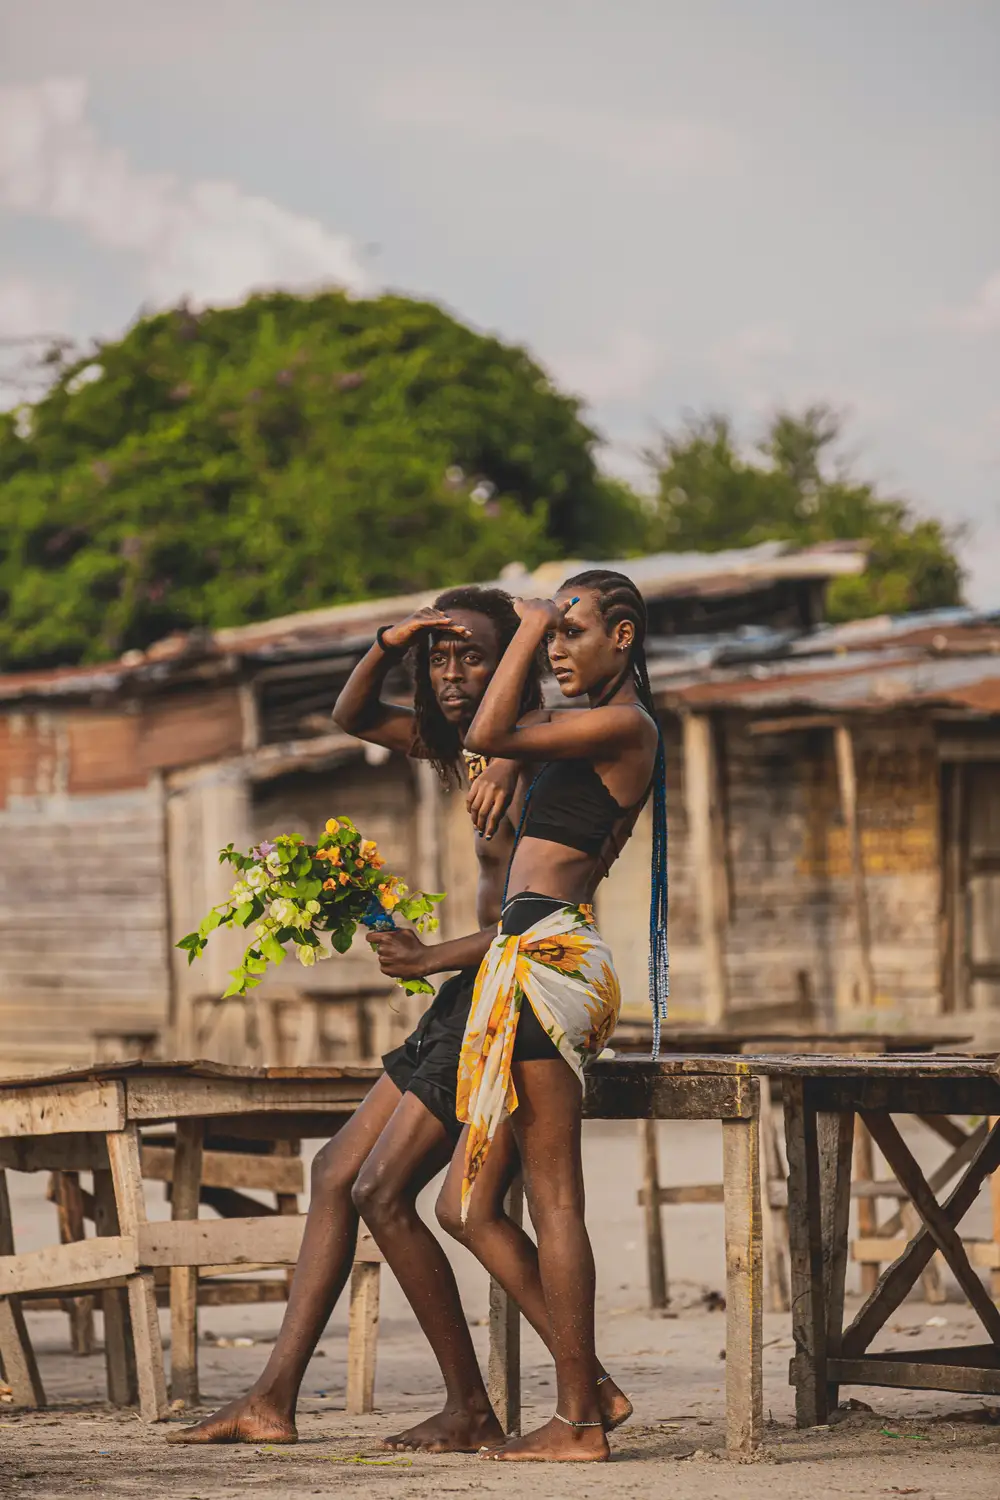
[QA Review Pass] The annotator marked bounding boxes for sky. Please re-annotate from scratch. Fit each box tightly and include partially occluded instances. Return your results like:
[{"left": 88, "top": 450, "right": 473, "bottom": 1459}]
[{"left": 1, "top": 0, "right": 998, "bottom": 597}]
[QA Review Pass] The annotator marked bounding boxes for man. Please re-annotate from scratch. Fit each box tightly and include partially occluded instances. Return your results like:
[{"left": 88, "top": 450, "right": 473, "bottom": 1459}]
[{"left": 169, "top": 587, "right": 537, "bottom": 1453}]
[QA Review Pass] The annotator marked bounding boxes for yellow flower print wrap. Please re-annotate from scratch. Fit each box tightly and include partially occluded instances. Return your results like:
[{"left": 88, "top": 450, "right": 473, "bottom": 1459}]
[{"left": 456, "top": 904, "right": 621, "bottom": 1219}]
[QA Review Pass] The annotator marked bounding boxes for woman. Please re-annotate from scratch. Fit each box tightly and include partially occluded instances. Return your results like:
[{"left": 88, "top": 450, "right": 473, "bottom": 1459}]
[{"left": 437, "top": 569, "right": 668, "bottom": 1463}]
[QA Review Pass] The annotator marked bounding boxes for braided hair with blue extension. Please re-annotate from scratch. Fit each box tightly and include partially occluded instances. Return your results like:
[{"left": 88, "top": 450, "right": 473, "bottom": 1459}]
[{"left": 562, "top": 570, "right": 670, "bottom": 1055}]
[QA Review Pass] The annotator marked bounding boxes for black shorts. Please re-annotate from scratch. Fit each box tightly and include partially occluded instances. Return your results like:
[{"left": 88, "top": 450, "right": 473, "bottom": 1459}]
[
  {"left": 381, "top": 968, "right": 477, "bottom": 1142},
  {"left": 502, "top": 892, "right": 565, "bottom": 1065}
]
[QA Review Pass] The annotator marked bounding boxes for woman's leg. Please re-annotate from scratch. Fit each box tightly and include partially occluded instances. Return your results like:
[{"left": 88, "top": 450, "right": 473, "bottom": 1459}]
[
  {"left": 351, "top": 1095, "right": 505, "bottom": 1452},
  {"left": 435, "top": 1121, "right": 631, "bottom": 1431},
  {"left": 168, "top": 1072, "right": 406, "bottom": 1443},
  {"left": 488, "top": 1057, "right": 608, "bottom": 1461}
]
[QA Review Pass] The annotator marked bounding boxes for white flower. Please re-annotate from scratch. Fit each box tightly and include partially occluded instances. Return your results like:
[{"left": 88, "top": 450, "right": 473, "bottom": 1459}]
[
  {"left": 268, "top": 897, "right": 299, "bottom": 927},
  {"left": 306, "top": 900, "right": 321, "bottom": 915},
  {"left": 247, "top": 866, "right": 271, "bottom": 893},
  {"left": 229, "top": 881, "right": 252, "bottom": 905},
  {"left": 266, "top": 851, "right": 283, "bottom": 870},
  {"left": 295, "top": 944, "right": 317, "bottom": 967}
]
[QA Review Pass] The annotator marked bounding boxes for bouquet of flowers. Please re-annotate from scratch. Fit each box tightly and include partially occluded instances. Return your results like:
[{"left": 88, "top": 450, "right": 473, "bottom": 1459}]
[{"left": 177, "top": 817, "right": 442, "bottom": 997}]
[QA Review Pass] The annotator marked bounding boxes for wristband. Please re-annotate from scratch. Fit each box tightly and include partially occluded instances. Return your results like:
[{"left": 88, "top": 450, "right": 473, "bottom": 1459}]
[{"left": 375, "top": 625, "right": 404, "bottom": 658}]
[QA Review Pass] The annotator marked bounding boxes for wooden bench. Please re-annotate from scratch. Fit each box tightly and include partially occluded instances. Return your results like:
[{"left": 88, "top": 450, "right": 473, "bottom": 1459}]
[
  {"left": 0, "top": 1060, "right": 383, "bottom": 1419},
  {"left": 765, "top": 1053, "right": 1000, "bottom": 1421}
]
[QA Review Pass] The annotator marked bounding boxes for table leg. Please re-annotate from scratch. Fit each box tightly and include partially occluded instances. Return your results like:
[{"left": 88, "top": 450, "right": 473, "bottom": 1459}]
[
  {"left": 51, "top": 1172, "right": 95, "bottom": 1355},
  {"left": 759, "top": 1081, "right": 790, "bottom": 1313},
  {"left": 0, "top": 1170, "right": 45, "bottom": 1408},
  {"left": 169, "top": 1120, "right": 204, "bottom": 1406},
  {"left": 784, "top": 1078, "right": 828, "bottom": 1427},
  {"left": 107, "top": 1126, "right": 168, "bottom": 1421},
  {"left": 818, "top": 1111, "right": 854, "bottom": 1416},
  {"left": 93, "top": 1168, "right": 138, "bottom": 1406},
  {"left": 487, "top": 1176, "right": 523, "bottom": 1436},
  {"left": 722, "top": 1108, "right": 763, "bottom": 1456},
  {"left": 853, "top": 1120, "right": 879, "bottom": 1296},
  {"left": 346, "top": 1260, "right": 381, "bottom": 1415},
  {"left": 991, "top": 1117, "right": 1000, "bottom": 1301},
  {"left": 639, "top": 1119, "right": 669, "bottom": 1310}
]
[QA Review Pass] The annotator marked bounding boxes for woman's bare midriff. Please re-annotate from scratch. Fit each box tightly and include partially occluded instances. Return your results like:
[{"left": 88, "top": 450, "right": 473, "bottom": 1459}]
[{"left": 504, "top": 834, "right": 612, "bottom": 909}]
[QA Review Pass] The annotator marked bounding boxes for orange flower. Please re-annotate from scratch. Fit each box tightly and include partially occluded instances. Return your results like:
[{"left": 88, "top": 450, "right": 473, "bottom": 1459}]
[
  {"left": 359, "top": 838, "right": 379, "bottom": 862},
  {"left": 578, "top": 903, "right": 596, "bottom": 926},
  {"left": 338, "top": 871, "right": 350, "bottom": 885},
  {"left": 520, "top": 931, "right": 590, "bottom": 977},
  {"left": 322, "top": 877, "right": 338, "bottom": 891},
  {"left": 325, "top": 818, "right": 342, "bottom": 834}
]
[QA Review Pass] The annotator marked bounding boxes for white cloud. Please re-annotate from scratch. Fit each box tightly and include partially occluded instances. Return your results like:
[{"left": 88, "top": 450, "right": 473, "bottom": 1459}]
[
  {"left": 553, "top": 329, "right": 662, "bottom": 404},
  {"left": 0, "top": 77, "right": 372, "bottom": 310},
  {"left": 373, "top": 76, "right": 739, "bottom": 178},
  {"left": 937, "top": 270, "right": 1000, "bottom": 334},
  {"left": 707, "top": 322, "right": 794, "bottom": 383},
  {"left": 0, "top": 275, "right": 74, "bottom": 338}
]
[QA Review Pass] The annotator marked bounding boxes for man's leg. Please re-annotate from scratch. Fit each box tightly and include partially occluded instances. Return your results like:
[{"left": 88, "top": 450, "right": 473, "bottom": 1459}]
[
  {"left": 435, "top": 1119, "right": 631, "bottom": 1432},
  {"left": 351, "top": 1094, "right": 506, "bottom": 1454},
  {"left": 167, "top": 1073, "right": 405, "bottom": 1443}
]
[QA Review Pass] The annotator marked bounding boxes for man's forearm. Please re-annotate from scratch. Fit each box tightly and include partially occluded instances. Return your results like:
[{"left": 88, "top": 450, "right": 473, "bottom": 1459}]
[{"left": 331, "top": 643, "right": 397, "bottom": 736}]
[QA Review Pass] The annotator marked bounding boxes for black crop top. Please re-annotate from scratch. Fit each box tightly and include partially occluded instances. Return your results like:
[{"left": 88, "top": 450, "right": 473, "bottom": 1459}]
[{"left": 521, "top": 759, "right": 630, "bottom": 857}]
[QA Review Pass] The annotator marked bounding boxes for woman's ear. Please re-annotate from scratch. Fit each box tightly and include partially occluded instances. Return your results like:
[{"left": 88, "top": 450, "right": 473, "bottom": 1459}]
[{"left": 614, "top": 620, "right": 635, "bottom": 652}]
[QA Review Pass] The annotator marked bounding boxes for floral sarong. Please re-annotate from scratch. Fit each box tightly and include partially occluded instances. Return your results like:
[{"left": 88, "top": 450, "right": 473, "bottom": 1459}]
[{"left": 456, "top": 903, "right": 621, "bottom": 1219}]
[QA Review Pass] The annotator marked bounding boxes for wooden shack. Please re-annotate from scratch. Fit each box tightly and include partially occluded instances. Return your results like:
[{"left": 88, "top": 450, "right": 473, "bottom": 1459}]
[{"left": 0, "top": 541, "right": 882, "bottom": 1074}]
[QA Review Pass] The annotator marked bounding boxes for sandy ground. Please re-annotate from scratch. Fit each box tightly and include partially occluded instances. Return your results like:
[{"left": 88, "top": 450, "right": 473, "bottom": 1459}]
[{"left": 3, "top": 1119, "right": 1000, "bottom": 1499}]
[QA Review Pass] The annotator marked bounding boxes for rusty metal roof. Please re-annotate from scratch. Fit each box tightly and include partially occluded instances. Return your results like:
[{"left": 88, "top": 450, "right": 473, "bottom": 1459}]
[{"left": 0, "top": 540, "right": 866, "bottom": 704}]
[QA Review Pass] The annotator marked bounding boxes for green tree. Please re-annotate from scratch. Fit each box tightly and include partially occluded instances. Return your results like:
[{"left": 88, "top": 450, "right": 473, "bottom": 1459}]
[
  {"left": 646, "top": 406, "right": 964, "bottom": 621},
  {"left": 0, "top": 291, "right": 643, "bottom": 670}
]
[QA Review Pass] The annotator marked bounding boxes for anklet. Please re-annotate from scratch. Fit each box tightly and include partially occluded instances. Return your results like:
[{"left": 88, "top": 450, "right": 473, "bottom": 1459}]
[
  {"left": 554, "top": 1411, "right": 604, "bottom": 1428},
  {"left": 596, "top": 1374, "right": 611, "bottom": 1386}
]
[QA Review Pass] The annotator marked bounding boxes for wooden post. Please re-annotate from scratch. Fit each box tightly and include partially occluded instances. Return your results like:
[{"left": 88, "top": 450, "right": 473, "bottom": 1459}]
[
  {"left": 783, "top": 1077, "right": 828, "bottom": 1427},
  {"left": 107, "top": 1126, "right": 168, "bottom": 1421},
  {"left": 722, "top": 1098, "right": 763, "bottom": 1457},
  {"left": 51, "top": 1171, "right": 95, "bottom": 1355},
  {"left": 853, "top": 1119, "right": 879, "bottom": 1296},
  {"left": 487, "top": 1177, "right": 523, "bottom": 1435},
  {"left": 683, "top": 712, "right": 729, "bottom": 1025},
  {"left": 942, "top": 764, "right": 967, "bottom": 1013},
  {"left": 93, "top": 1167, "right": 138, "bottom": 1406},
  {"left": 346, "top": 1232, "right": 382, "bottom": 1416},
  {"left": 758, "top": 1080, "right": 791, "bottom": 1313},
  {"left": 639, "top": 1120, "right": 669, "bottom": 1309},
  {"left": 833, "top": 724, "right": 875, "bottom": 1010},
  {"left": 990, "top": 1116, "right": 1000, "bottom": 1300},
  {"left": 818, "top": 1111, "right": 854, "bottom": 1415},
  {"left": 169, "top": 1120, "right": 204, "bottom": 1405},
  {"left": 0, "top": 1170, "right": 45, "bottom": 1408}
]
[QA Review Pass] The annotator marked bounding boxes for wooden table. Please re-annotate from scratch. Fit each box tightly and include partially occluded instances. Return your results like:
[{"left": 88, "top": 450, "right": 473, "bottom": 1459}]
[
  {"left": 765, "top": 1053, "right": 1000, "bottom": 1422},
  {"left": 611, "top": 1027, "right": 971, "bottom": 1314},
  {"left": 0, "top": 1060, "right": 381, "bottom": 1421}
]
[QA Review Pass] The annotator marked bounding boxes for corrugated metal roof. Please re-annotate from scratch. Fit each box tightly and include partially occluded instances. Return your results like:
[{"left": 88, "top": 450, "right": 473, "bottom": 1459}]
[{"left": 0, "top": 540, "right": 866, "bottom": 703}]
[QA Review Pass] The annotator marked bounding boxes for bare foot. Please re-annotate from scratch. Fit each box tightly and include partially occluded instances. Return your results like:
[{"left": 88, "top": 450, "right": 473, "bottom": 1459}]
[
  {"left": 383, "top": 1406, "right": 505, "bottom": 1454},
  {"left": 484, "top": 1416, "right": 610, "bottom": 1462},
  {"left": 166, "top": 1394, "right": 297, "bottom": 1445},
  {"left": 598, "top": 1376, "right": 632, "bottom": 1433}
]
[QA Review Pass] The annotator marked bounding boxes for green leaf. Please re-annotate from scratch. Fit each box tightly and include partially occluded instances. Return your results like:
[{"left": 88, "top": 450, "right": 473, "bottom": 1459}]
[
  {"left": 233, "top": 902, "right": 254, "bottom": 926},
  {"left": 260, "top": 934, "right": 286, "bottom": 964},
  {"left": 401, "top": 977, "right": 435, "bottom": 995},
  {"left": 331, "top": 923, "right": 356, "bottom": 954}
]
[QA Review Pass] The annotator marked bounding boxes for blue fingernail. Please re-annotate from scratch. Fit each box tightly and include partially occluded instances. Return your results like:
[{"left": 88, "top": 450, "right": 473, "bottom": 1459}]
[{"left": 570, "top": 596, "right": 580, "bottom": 605}]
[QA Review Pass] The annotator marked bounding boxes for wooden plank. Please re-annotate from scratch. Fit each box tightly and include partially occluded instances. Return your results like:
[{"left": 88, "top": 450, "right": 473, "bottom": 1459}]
[
  {"left": 51, "top": 1172, "right": 95, "bottom": 1355},
  {"left": 0, "top": 1134, "right": 109, "bottom": 1173},
  {"left": 828, "top": 1355, "right": 1000, "bottom": 1397},
  {"left": 0, "top": 1171, "right": 45, "bottom": 1408},
  {"left": 991, "top": 1117, "right": 1000, "bottom": 1300},
  {"left": 683, "top": 713, "right": 729, "bottom": 1024},
  {"left": 0, "top": 1081, "right": 124, "bottom": 1137},
  {"left": 92, "top": 1168, "right": 137, "bottom": 1407},
  {"left": 137, "top": 1215, "right": 307, "bottom": 1267},
  {"left": 874, "top": 1118, "right": 989, "bottom": 1238},
  {"left": 107, "top": 1127, "right": 168, "bottom": 1421},
  {"left": 0, "top": 1237, "right": 138, "bottom": 1295},
  {"left": 783, "top": 1078, "right": 828, "bottom": 1427},
  {"left": 639, "top": 1121, "right": 669, "bottom": 1309},
  {"left": 842, "top": 1116, "right": 1000, "bottom": 1358},
  {"left": 487, "top": 1177, "right": 523, "bottom": 1435},
  {"left": 585, "top": 1070, "right": 754, "bottom": 1122},
  {"left": 125, "top": 1075, "right": 372, "bottom": 1122},
  {"left": 758, "top": 1078, "right": 790, "bottom": 1315},
  {"left": 852, "top": 1119, "right": 879, "bottom": 1298},
  {"left": 640, "top": 1182, "right": 724, "bottom": 1206},
  {"left": 834, "top": 723, "right": 875, "bottom": 1009},
  {"left": 818, "top": 1112, "right": 854, "bottom": 1414},
  {"left": 860, "top": 1111, "right": 1000, "bottom": 1343},
  {"left": 140, "top": 1144, "right": 304, "bottom": 1194},
  {"left": 722, "top": 1108, "right": 763, "bottom": 1456},
  {"left": 345, "top": 1261, "right": 380, "bottom": 1416},
  {"left": 169, "top": 1119, "right": 203, "bottom": 1406},
  {"left": 919, "top": 1114, "right": 970, "bottom": 1149},
  {"left": 809, "top": 1079, "right": 1000, "bottom": 1117},
  {"left": 0, "top": 1297, "right": 45, "bottom": 1408}
]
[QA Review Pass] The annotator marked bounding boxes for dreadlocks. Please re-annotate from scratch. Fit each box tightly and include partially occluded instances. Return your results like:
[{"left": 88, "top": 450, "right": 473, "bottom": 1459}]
[
  {"left": 562, "top": 569, "right": 670, "bottom": 1054},
  {"left": 410, "top": 586, "right": 543, "bottom": 786}
]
